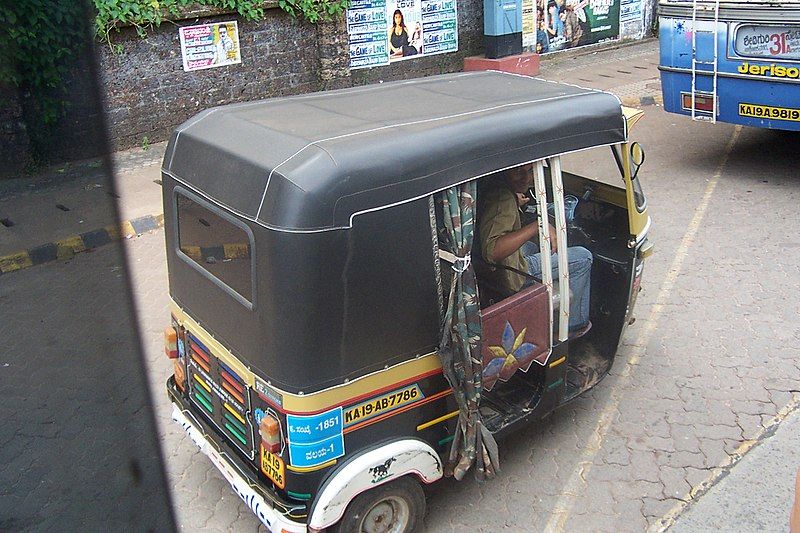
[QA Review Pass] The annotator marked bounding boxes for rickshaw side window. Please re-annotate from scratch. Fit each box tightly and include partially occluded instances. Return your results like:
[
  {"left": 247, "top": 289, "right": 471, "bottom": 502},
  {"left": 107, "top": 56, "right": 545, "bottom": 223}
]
[
  {"left": 175, "top": 192, "right": 254, "bottom": 305},
  {"left": 561, "top": 145, "right": 624, "bottom": 187}
]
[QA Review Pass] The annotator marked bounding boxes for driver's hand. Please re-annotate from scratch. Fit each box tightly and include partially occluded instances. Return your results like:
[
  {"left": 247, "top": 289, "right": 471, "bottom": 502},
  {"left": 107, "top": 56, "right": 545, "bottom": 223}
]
[{"left": 515, "top": 193, "right": 530, "bottom": 208}]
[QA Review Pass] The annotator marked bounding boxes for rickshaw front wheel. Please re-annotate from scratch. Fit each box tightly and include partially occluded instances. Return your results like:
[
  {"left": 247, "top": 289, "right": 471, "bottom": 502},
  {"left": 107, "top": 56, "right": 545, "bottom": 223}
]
[{"left": 332, "top": 476, "right": 425, "bottom": 533}]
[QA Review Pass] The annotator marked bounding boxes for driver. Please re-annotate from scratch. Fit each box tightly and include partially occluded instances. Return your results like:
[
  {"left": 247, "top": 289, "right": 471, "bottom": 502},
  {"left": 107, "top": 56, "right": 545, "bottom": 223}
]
[{"left": 478, "top": 163, "right": 593, "bottom": 333}]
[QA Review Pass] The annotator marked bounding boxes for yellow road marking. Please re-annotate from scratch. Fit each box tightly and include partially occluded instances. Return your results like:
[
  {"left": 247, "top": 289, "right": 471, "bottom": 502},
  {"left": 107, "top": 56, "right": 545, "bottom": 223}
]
[
  {"left": 545, "top": 126, "right": 743, "bottom": 532},
  {"left": 0, "top": 252, "right": 33, "bottom": 273}
]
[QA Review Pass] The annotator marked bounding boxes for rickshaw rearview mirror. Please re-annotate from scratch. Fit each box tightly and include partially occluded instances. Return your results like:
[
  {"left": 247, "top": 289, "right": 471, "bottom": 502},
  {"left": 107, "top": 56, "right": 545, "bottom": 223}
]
[{"left": 630, "top": 142, "right": 645, "bottom": 179}]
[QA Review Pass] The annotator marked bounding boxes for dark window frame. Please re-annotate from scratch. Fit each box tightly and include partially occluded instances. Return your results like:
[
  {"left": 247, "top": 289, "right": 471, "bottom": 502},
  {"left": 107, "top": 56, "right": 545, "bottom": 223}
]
[{"left": 173, "top": 186, "right": 256, "bottom": 310}]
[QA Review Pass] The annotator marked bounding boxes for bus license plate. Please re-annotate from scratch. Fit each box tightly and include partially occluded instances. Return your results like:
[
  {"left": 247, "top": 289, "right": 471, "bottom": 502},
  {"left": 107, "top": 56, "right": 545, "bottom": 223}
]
[
  {"left": 739, "top": 103, "right": 800, "bottom": 121},
  {"left": 260, "top": 446, "right": 286, "bottom": 489}
]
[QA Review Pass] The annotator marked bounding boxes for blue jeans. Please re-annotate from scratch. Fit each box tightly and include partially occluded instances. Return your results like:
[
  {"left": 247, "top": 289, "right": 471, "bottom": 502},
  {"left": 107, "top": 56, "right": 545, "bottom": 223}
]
[{"left": 521, "top": 241, "right": 592, "bottom": 330}]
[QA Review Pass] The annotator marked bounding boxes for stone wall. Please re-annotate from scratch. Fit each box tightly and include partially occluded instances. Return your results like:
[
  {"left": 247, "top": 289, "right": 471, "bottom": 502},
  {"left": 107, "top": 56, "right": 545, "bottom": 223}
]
[
  {"left": 99, "top": 10, "right": 320, "bottom": 152},
  {"left": 97, "top": 1, "right": 485, "bottom": 154}
]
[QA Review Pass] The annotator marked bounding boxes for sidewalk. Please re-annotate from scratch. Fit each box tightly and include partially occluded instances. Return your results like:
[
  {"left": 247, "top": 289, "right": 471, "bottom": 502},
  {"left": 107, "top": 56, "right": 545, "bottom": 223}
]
[
  {"left": 0, "top": 39, "right": 662, "bottom": 275},
  {"left": 669, "top": 402, "right": 800, "bottom": 532},
  {"left": 0, "top": 142, "right": 167, "bottom": 273}
]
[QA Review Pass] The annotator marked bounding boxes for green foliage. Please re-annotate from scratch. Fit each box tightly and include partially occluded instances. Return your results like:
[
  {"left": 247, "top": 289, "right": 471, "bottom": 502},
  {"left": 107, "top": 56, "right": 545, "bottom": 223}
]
[
  {"left": 277, "top": 0, "right": 349, "bottom": 23},
  {"left": 94, "top": 0, "right": 349, "bottom": 39},
  {"left": 94, "top": 1, "right": 262, "bottom": 43},
  {"left": 0, "top": 2, "right": 86, "bottom": 125}
]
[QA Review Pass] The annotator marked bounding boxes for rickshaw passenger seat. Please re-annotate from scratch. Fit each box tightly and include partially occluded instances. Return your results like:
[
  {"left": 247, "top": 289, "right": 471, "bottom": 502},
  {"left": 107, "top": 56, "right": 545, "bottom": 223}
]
[{"left": 479, "top": 282, "right": 551, "bottom": 390}]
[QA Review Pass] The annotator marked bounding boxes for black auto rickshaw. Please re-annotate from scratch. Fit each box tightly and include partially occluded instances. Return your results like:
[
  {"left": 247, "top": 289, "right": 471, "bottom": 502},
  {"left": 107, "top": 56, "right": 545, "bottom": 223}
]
[{"left": 161, "top": 71, "right": 652, "bottom": 532}]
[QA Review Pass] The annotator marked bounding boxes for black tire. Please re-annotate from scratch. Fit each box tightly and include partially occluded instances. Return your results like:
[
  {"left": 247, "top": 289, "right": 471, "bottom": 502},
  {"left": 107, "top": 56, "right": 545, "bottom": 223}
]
[{"left": 331, "top": 476, "right": 426, "bottom": 533}]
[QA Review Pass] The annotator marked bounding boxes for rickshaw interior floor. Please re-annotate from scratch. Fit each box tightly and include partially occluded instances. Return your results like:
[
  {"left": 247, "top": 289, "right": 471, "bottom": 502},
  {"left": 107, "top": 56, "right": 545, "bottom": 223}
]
[
  {"left": 480, "top": 369, "right": 546, "bottom": 433},
  {"left": 563, "top": 338, "right": 611, "bottom": 402}
]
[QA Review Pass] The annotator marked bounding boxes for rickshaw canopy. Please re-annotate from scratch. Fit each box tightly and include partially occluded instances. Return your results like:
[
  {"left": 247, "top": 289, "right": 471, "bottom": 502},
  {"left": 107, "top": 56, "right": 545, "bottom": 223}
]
[{"left": 163, "top": 71, "right": 627, "bottom": 232}]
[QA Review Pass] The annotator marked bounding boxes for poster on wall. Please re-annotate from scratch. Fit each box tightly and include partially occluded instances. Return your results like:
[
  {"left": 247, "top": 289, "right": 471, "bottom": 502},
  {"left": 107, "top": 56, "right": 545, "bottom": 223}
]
[
  {"left": 348, "top": 0, "right": 390, "bottom": 68},
  {"left": 179, "top": 21, "right": 241, "bottom": 72},
  {"left": 347, "top": 0, "right": 457, "bottom": 68},
  {"left": 387, "top": 0, "right": 424, "bottom": 61},
  {"left": 522, "top": 0, "right": 537, "bottom": 50},
  {"left": 535, "top": 0, "right": 620, "bottom": 54},
  {"left": 619, "top": 0, "right": 644, "bottom": 37}
]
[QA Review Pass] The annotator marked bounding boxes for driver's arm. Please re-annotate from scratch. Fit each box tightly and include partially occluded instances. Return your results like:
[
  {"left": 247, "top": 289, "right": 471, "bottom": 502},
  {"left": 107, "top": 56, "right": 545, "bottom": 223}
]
[
  {"left": 481, "top": 189, "right": 552, "bottom": 263},
  {"left": 480, "top": 189, "right": 557, "bottom": 262},
  {"left": 489, "top": 223, "right": 540, "bottom": 262}
]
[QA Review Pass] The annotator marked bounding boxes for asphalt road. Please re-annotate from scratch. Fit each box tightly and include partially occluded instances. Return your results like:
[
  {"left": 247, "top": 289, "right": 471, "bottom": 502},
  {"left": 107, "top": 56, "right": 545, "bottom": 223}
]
[{"left": 2, "top": 41, "right": 799, "bottom": 531}]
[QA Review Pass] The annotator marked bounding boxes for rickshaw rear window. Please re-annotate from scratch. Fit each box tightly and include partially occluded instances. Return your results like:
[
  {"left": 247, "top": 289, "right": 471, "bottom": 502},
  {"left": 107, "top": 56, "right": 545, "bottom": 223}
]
[{"left": 176, "top": 192, "right": 253, "bottom": 305}]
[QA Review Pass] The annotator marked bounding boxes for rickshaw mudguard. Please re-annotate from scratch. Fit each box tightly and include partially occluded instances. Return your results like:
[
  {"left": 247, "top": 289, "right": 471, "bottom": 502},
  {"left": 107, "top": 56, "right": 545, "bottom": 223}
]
[{"left": 307, "top": 438, "right": 443, "bottom": 531}]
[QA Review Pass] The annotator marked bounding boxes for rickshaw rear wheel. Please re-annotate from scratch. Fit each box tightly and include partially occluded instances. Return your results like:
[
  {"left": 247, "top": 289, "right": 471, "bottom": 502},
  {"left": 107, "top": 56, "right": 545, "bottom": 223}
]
[{"left": 332, "top": 476, "right": 426, "bottom": 533}]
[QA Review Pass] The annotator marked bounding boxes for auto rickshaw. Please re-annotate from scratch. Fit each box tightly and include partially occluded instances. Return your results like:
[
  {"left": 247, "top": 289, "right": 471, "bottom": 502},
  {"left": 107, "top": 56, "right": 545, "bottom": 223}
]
[{"left": 161, "top": 71, "right": 652, "bottom": 532}]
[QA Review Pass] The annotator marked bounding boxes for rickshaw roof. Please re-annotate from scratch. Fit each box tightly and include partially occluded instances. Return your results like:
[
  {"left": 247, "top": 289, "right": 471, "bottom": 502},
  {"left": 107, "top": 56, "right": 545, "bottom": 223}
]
[{"left": 163, "top": 71, "right": 626, "bottom": 231}]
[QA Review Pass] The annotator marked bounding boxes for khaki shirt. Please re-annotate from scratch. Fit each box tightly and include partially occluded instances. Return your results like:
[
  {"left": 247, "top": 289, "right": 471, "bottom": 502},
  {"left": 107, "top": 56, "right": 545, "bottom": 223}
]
[{"left": 478, "top": 184, "right": 528, "bottom": 293}]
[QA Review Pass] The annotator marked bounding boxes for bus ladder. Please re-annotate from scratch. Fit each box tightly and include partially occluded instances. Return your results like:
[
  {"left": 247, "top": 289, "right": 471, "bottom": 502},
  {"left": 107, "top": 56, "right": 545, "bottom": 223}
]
[{"left": 691, "top": 0, "right": 720, "bottom": 122}]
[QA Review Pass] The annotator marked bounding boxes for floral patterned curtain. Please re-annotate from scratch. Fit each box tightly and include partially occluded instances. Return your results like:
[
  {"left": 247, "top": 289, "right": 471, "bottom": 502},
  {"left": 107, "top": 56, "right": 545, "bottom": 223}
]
[{"left": 437, "top": 182, "right": 500, "bottom": 481}]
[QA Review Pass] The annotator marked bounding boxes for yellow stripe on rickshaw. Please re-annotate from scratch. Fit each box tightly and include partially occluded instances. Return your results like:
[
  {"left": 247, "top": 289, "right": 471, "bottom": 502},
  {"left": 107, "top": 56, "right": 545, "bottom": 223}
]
[
  {"left": 171, "top": 299, "right": 446, "bottom": 412},
  {"left": 549, "top": 356, "right": 567, "bottom": 368},
  {"left": 286, "top": 459, "right": 337, "bottom": 473},
  {"left": 417, "top": 410, "right": 460, "bottom": 432}
]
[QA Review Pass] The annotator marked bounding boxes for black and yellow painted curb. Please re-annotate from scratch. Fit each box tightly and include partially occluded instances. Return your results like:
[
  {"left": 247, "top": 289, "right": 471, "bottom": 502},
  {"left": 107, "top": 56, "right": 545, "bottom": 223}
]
[
  {"left": 0, "top": 213, "right": 164, "bottom": 275},
  {"left": 620, "top": 94, "right": 664, "bottom": 108},
  {"left": 180, "top": 243, "right": 250, "bottom": 264}
]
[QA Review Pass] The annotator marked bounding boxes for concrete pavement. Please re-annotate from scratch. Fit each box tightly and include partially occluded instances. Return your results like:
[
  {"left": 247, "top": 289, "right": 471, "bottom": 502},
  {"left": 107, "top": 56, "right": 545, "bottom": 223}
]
[
  {"left": 0, "top": 142, "right": 166, "bottom": 273},
  {"left": 670, "top": 406, "right": 800, "bottom": 532}
]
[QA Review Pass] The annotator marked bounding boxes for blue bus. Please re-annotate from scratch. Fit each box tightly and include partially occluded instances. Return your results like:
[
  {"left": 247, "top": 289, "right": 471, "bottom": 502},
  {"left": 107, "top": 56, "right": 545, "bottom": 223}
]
[{"left": 659, "top": 0, "right": 800, "bottom": 130}]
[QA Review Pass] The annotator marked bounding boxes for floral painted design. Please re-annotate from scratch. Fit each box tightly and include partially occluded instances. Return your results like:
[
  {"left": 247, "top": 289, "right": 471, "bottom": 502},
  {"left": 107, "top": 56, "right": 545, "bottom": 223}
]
[{"left": 482, "top": 321, "right": 538, "bottom": 391}]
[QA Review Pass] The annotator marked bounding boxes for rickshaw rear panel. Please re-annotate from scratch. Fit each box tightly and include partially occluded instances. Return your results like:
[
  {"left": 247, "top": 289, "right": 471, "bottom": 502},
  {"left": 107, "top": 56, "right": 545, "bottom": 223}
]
[{"left": 165, "top": 188, "right": 441, "bottom": 393}]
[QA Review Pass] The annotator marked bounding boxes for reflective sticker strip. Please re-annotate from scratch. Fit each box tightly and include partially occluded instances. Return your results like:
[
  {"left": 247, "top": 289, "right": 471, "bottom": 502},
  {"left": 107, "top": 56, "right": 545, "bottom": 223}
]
[
  {"left": 221, "top": 379, "right": 245, "bottom": 404},
  {"left": 549, "top": 356, "right": 567, "bottom": 368},
  {"left": 191, "top": 353, "right": 210, "bottom": 373},
  {"left": 193, "top": 373, "right": 212, "bottom": 393},
  {"left": 224, "top": 402, "right": 246, "bottom": 425}
]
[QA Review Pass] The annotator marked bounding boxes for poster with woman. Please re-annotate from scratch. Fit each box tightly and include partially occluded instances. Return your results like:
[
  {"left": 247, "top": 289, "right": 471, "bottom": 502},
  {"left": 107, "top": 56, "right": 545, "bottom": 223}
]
[
  {"left": 347, "top": 0, "right": 456, "bottom": 68},
  {"left": 387, "top": 0, "right": 423, "bottom": 61}
]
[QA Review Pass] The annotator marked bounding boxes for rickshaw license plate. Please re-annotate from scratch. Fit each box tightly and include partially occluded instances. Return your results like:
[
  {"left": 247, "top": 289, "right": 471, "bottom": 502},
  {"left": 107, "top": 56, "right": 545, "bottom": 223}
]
[
  {"left": 260, "top": 446, "right": 286, "bottom": 489},
  {"left": 738, "top": 103, "right": 800, "bottom": 121}
]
